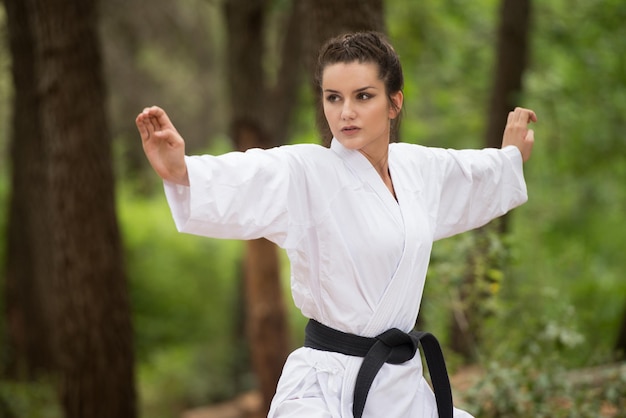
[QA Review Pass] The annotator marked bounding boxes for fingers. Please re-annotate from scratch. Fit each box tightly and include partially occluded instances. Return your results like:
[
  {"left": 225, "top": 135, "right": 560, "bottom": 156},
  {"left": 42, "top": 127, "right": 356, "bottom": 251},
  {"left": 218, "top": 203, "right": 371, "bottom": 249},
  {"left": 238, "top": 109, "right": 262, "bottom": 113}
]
[
  {"left": 145, "top": 106, "right": 176, "bottom": 133},
  {"left": 136, "top": 106, "right": 168, "bottom": 142},
  {"left": 135, "top": 113, "right": 148, "bottom": 139},
  {"left": 136, "top": 111, "right": 155, "bottom": 142},
  {"left": 146, "top": 112, "right": 159, "bottom": 137},
  {"left": 502, "top": 106, "right": 537, "bottom": 163},
  {"left": 510, "top": 107, "right": 537, "bottom": 124}
]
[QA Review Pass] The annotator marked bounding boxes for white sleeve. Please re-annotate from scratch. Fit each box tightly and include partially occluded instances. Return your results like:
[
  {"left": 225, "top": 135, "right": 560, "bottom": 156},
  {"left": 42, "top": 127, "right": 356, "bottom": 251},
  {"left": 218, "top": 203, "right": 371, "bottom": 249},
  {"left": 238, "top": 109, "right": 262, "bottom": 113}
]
[
  {"left": 163, "top": 147, "right": 292, "bottom": 246},
  {"left": 432, "top": 145, "right": 528, "bottom": 240}
]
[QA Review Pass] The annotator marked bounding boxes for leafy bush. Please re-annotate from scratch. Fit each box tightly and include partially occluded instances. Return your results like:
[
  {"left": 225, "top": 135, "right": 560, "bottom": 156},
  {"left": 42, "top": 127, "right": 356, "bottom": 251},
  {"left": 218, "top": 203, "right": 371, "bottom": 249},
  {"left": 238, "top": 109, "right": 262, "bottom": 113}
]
[
  {"left": 462, "top": 358, "right": 626, "bottom": 417},
  {"left": 117, "top": 186, "right": 249, "bottom": 413}
]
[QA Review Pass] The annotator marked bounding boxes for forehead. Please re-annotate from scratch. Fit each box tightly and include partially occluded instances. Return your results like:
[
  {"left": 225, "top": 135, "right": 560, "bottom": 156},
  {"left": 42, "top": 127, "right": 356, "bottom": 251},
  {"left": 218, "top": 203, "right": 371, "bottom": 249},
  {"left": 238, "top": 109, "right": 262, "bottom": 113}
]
[{"left": 321, "top": 61, "right": 383, "bottom": 90}]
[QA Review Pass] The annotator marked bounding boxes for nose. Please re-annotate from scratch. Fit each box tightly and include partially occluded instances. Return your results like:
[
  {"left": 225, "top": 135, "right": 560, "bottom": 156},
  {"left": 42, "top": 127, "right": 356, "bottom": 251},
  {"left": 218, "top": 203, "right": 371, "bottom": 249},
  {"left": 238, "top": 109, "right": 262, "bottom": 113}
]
[{"left": 341, "top": 100, "right": 356, "bottom": 120}]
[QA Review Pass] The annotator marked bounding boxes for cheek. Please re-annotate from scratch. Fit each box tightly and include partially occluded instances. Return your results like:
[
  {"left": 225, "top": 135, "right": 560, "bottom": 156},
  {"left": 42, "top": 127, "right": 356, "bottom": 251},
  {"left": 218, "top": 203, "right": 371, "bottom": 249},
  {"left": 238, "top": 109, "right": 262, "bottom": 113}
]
[
  {"left": 322, "top": 104, "right": 330, "bottom": 119},
  {"left": 323, "top": 103, "right": 337, "bottom": 123}
]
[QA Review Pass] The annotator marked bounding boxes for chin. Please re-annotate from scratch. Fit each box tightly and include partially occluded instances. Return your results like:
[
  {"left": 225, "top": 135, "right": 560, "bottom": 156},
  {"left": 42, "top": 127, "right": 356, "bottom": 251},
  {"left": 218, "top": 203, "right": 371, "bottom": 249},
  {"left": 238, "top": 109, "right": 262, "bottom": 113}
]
[{"left": 336, "top": 137, "right": 364, "bottom": 150}]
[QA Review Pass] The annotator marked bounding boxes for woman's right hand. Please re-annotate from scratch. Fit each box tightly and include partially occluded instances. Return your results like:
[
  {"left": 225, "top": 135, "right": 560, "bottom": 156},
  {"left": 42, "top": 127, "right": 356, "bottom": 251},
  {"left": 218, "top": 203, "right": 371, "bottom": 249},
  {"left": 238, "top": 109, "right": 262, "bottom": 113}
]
[{"left": 136, "top": 106, "right": 189, "bottom": 185}]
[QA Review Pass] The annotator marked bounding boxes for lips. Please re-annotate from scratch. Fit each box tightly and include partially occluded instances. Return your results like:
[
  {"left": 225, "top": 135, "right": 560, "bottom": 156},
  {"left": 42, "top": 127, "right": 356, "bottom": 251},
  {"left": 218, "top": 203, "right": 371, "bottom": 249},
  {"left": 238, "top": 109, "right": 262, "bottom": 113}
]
[{"left": 341, "top": 126, "right": 360, "bottom": 134}]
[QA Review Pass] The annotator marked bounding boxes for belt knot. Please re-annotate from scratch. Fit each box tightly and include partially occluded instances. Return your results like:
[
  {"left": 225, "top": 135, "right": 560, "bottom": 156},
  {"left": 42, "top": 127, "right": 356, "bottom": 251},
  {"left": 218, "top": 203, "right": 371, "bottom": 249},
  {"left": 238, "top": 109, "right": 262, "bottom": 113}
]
[
  {"left": 375, "top": 328, "right": 419, "bottom": 364},
  {"left": 303, "top": 320, "right": 453, "bottom": 418}
]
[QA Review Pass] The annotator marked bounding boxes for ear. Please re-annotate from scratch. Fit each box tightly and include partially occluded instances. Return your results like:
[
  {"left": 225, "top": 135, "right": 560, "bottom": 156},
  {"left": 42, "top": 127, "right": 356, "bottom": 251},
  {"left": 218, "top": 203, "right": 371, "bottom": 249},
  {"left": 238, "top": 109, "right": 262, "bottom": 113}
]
[{"left": 388, "top": 91, "right": 404, "bottom": 119}]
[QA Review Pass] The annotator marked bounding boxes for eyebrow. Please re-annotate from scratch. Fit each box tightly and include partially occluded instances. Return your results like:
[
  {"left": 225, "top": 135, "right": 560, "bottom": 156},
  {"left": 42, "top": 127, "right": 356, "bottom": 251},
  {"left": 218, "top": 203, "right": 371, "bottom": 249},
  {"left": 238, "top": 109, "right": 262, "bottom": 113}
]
[{"left": 323, "top": 86, "right": 379, "bottom": 94}]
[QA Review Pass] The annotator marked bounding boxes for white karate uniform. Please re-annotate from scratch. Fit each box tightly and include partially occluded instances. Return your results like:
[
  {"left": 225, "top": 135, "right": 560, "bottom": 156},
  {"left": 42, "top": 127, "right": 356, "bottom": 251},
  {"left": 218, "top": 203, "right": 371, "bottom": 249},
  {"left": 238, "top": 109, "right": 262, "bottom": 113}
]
[{"left": 164, "top": 138, "right": 528, "bottom": 417}]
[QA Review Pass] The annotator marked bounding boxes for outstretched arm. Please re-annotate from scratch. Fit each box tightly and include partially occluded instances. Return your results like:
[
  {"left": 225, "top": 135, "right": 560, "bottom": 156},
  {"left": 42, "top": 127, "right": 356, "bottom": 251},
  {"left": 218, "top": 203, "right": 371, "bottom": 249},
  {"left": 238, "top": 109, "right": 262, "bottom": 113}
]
[
  {"left": 135, "top": 106, "right": 189, "bottom": 185},
  {"left": 501, "top": 107, "right": 537, "bottom": 162}
]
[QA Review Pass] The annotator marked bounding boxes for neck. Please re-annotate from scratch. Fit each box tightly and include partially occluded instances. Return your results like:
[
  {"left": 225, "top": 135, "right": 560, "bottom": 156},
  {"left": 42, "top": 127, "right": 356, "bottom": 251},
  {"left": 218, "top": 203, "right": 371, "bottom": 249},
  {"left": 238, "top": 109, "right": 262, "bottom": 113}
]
[
  {"left": 359, "top": 148, "right": 396, "bottom": 200},
  {"left": 359, "top": 149, "right": 387, "bottom": 175}
]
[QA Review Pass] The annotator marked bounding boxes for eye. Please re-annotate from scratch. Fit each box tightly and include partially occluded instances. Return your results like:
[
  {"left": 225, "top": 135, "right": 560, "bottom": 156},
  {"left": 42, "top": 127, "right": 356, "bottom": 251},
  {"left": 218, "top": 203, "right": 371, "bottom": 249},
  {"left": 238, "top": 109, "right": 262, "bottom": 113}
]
[
  {"left": 357, "top": 92, "right": 373, "bottom": 100},
  {"left": 325, "top": 94, "right": 341, "bottom": 103}
]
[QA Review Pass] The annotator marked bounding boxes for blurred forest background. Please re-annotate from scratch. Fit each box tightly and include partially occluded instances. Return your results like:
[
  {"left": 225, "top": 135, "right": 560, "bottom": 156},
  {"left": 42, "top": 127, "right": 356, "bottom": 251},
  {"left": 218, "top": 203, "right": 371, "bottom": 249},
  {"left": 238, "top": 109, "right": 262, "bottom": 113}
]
[{"left": 0, "top": 0, "right": 625, "bottom": 417}]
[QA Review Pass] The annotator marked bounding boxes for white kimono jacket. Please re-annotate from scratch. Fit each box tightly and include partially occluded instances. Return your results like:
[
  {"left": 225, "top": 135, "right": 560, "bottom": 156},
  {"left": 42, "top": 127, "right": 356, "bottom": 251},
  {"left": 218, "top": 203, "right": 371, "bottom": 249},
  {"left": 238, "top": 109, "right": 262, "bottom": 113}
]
[{"left": 164, "top": 139, "right": 528, "bottom": 418}]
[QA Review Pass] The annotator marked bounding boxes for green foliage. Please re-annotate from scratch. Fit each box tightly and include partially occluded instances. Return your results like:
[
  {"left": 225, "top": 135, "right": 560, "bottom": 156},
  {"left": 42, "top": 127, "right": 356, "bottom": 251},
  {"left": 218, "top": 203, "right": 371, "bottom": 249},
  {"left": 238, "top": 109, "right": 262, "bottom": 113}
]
[
  {"left": 422, "top": 228, "right": 508, "bottom": 345},
  {"left": 507, "top": 166, "right": 626, "bottom": 366},
  {"left": 388, "top": 0, "right": 499, "bottom": 148},
  {"left": 0, "top": 379, "right": 61, "bottom": 418},
  {"left": 425, "top": 229, "right": 625, "bottom": 416},
  {"left": 117, "top": 186, "right": 249, "bottom": 413},
  {"left": 527, "top": 1, "right": 626, "bottom": 173},
  {"left": 137, "top": 343, "right": 252, "bottom": 418},
  {"left": 463, "top": 357, "right": 626, "bottom": 417},
  {"left": 407, "top": 1, "right": 626, "bottom": 400},
  {"left": 119, "top": 187, "right": 239, "bottom": 355}
]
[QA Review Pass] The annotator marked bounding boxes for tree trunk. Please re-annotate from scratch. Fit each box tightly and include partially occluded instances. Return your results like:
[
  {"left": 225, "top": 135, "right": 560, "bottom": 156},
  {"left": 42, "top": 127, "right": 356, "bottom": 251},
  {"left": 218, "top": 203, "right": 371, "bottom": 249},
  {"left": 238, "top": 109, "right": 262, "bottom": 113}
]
[
  {"left": 449, "top": 0, "right": 532, "bottom": 362},
  {"left": 3, "top": 0, "right": 55, "bottom": 380},
  {"left": 20, "top": 0, "right": 137, "bottom": 416},
  {"left": 223, "top": 0, "right": 304, "bottom": 413},
  {"left": 486, "top": 0, "right": 532, "bottom": 233},
  {"left": 243, "top": 238, "right": 289, "bottom": 413},
  {"left": 486, "top": 0, "right": 532, "bottom": 148}
]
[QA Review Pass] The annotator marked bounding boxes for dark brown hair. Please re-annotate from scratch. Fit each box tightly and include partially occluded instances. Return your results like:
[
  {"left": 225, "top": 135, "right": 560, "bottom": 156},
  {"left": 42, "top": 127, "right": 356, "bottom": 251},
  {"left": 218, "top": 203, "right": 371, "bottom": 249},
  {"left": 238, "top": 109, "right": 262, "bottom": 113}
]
[{"left": 316, "top": 31, "right": 404, "bottom": 118}]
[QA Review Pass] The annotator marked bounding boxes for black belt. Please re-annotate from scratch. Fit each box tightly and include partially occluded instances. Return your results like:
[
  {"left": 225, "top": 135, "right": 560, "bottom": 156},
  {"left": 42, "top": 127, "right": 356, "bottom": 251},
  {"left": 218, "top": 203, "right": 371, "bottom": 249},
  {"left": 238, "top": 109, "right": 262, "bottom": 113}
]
[{"left": 304, "top": 319, "right": 453, "bottom": 418}]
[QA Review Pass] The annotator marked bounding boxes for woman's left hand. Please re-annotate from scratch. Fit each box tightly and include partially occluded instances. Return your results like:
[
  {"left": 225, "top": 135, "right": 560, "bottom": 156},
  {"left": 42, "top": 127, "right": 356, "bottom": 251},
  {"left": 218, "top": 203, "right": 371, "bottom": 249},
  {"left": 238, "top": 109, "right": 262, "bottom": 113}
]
[{"left": 502, "top": 107, "right": 537, "bottom": 162}]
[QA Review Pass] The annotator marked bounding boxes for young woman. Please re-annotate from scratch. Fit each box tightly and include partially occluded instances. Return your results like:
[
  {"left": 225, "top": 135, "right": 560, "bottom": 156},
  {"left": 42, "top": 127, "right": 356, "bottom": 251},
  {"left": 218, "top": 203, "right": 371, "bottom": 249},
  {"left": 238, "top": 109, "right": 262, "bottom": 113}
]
[{"left": 136, "top": 31, "right": 536, "bottom": 418}]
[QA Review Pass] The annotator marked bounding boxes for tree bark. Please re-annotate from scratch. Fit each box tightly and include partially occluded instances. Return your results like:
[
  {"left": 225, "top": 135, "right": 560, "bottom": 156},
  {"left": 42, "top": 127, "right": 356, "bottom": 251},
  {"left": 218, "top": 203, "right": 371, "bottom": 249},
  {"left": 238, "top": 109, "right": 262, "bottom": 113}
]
[
  {"left": 449, "top": 0, "right": 532, "bottom": 361},
  {"left": 242, "top": 238, "right": 289, "bottom": 414},
  {"left": 3, "top": 0, "right": 55, "bottom": 380},
  {"left": 6, "top": 0, "right": 138, "bottom": 416},
  {"left": 486, "top": 0, "right": 532, "bottom": 150},
  {"left": 486, "top": 0, "right": 532, "bottom": 234}
]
